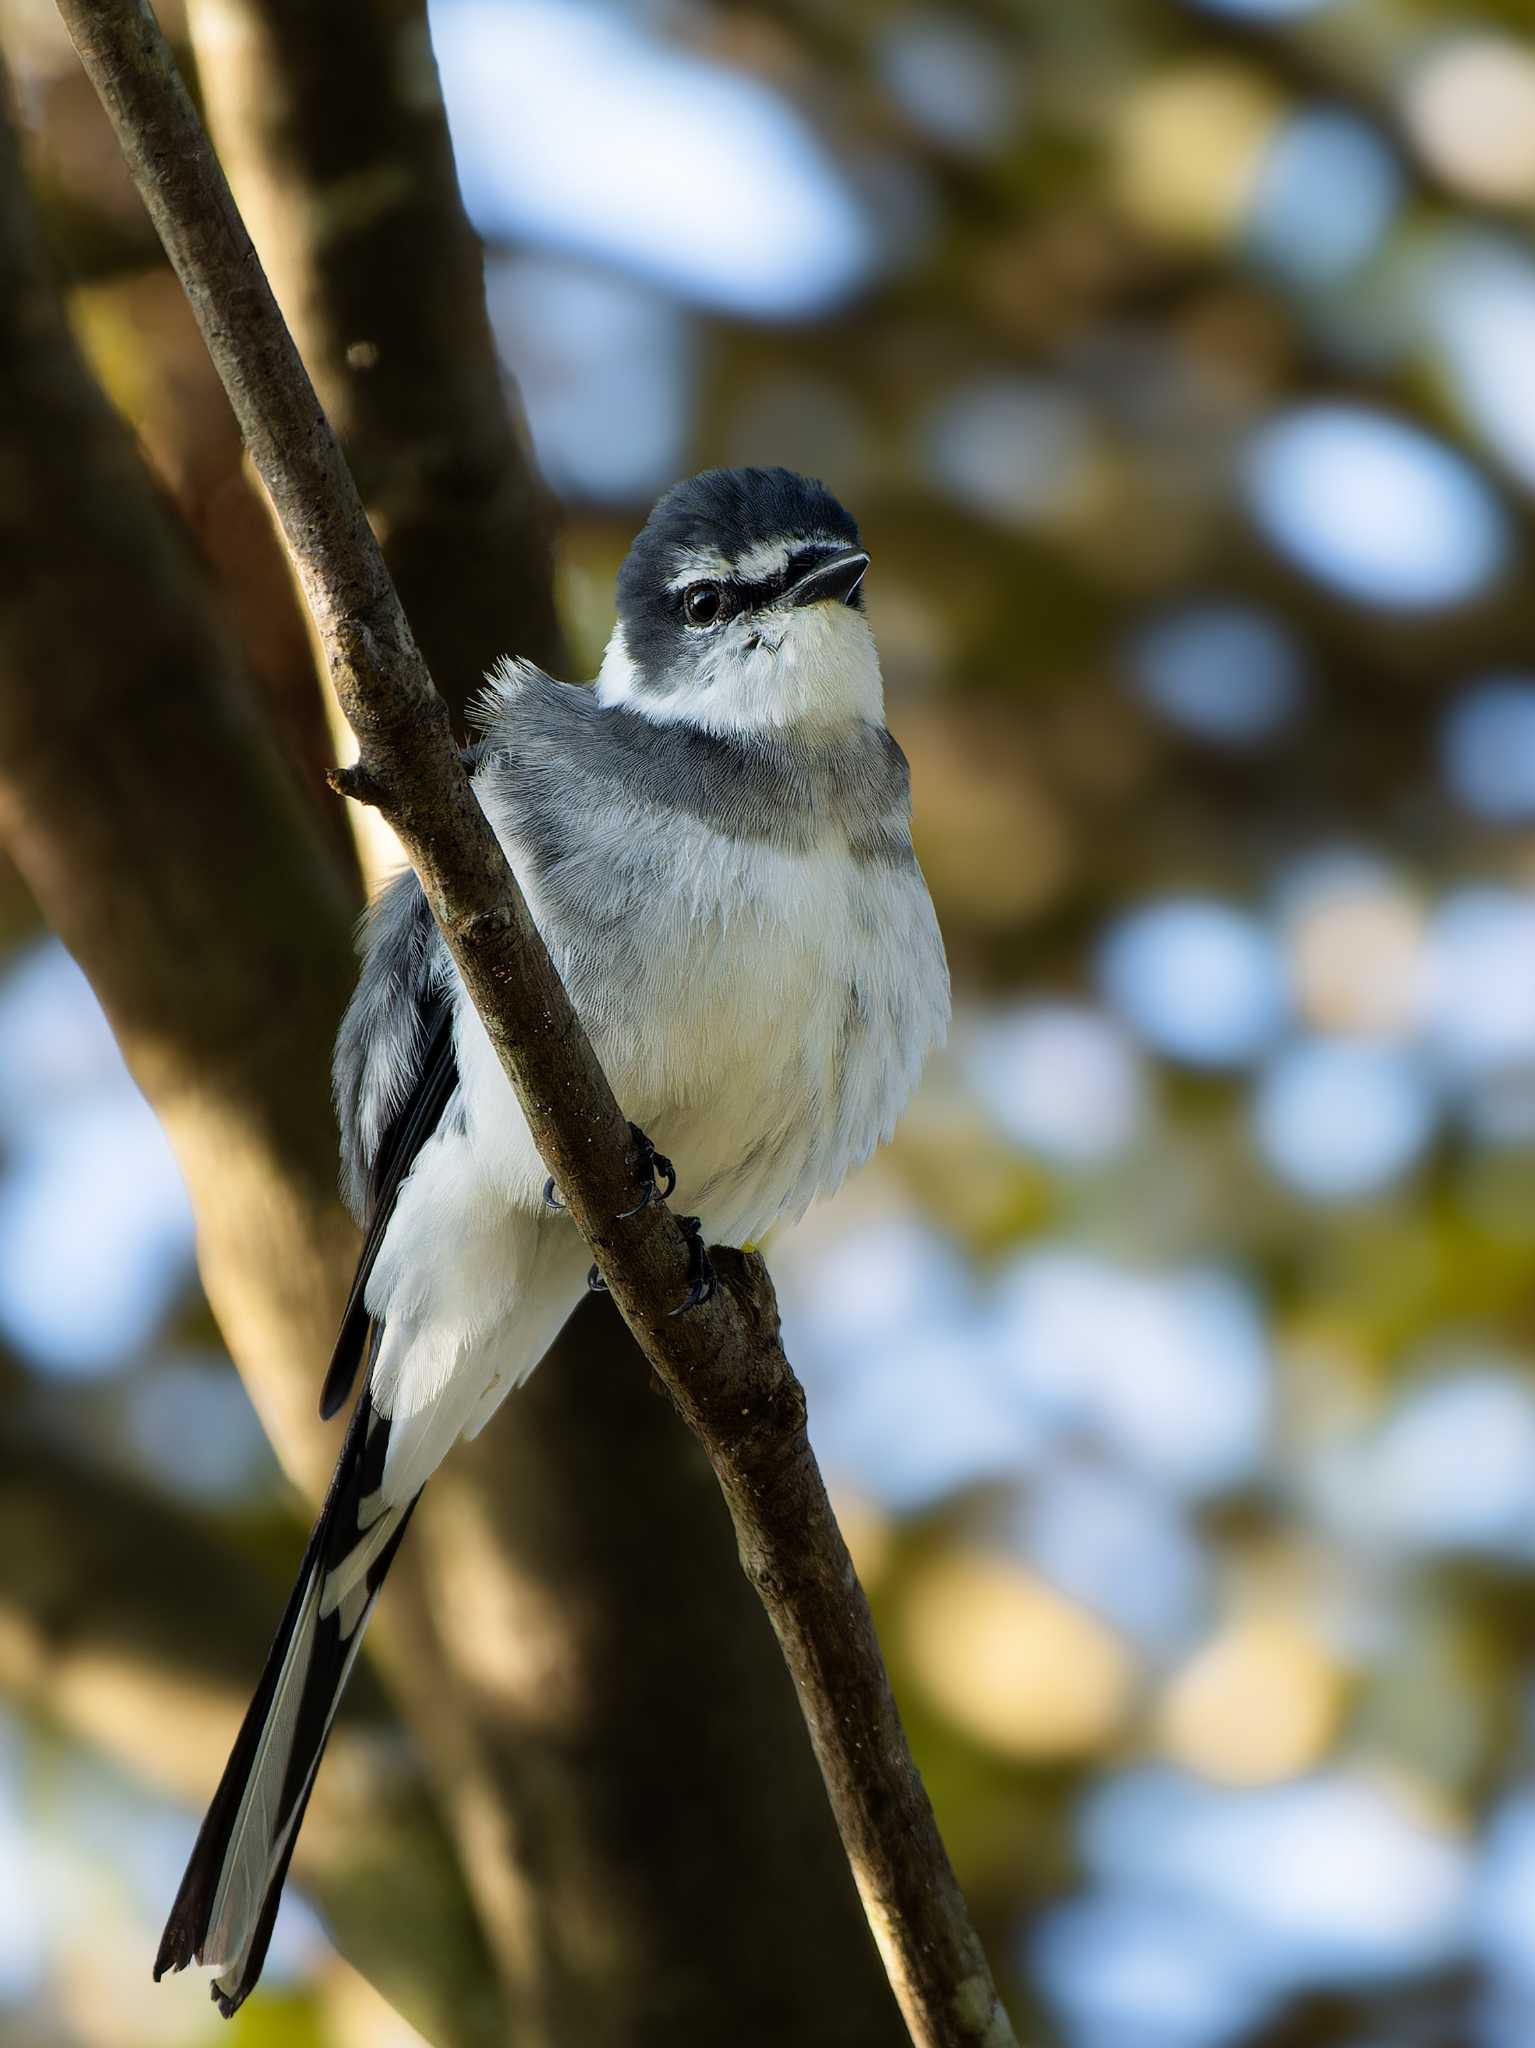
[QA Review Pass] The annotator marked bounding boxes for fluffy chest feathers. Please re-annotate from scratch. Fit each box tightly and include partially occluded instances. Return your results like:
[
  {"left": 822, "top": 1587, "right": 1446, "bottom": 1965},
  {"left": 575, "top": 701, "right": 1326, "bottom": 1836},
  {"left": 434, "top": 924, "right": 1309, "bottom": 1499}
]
[
  {"left": 464, "top": 668, "right": 949, "bottom": 1240},
  {"left": 569, "top": 816, "right": 895, "bottom": 1098}
]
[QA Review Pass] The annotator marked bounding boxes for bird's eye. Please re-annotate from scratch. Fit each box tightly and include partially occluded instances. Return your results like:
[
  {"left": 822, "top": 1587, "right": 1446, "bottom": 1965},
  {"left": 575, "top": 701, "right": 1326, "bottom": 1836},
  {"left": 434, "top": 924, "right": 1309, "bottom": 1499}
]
[{"left": 684, "top": 582, "right": 724, "bottom": 626}]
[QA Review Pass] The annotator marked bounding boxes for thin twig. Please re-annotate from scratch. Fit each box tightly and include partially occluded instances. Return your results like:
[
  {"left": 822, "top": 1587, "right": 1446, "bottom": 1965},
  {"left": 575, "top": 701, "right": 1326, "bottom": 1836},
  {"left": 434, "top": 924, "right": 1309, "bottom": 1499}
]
[{"left": 53, "top": 4, "right": 1018, "bottom": 2041}]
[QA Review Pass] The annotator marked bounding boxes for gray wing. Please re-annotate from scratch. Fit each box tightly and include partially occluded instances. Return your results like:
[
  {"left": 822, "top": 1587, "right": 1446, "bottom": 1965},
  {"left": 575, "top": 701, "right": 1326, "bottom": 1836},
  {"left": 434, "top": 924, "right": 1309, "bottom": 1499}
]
[{"left": 323, "top": 870, "right": 459, "bottom": 1420}]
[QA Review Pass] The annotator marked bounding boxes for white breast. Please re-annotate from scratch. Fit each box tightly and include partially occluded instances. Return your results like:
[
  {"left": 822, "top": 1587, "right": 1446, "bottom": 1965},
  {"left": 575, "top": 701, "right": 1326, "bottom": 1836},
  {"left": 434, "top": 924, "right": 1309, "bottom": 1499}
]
[{"left": 451, "top": 808, "right": 948, "bottom": 1248}]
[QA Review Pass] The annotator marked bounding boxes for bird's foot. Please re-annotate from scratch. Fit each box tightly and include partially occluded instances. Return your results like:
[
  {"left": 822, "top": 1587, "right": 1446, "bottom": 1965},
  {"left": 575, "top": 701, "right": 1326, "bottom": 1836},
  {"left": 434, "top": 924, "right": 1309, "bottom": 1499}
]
[
  {"left": 546, "top": 1125, "right": 676, "bottom": 1218},
  {"left": 618, "top": 1123, "right": 677, "bottom": 1217},
  {"left": 669, "top": 1215, "right": 717, "bottom": 1316},
  {"left": 587, "top": 1263, "right": 607, "bottom": 1293}
]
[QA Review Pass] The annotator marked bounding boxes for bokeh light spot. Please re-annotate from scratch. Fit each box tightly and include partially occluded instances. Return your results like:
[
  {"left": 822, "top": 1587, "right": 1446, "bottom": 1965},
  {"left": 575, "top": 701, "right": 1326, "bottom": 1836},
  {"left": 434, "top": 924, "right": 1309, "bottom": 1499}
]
[
  {"left": 923, "top": 376, "right": 1100, "bottom": 531},
  {"left": 1079, "top": 1768, "right": 1472, "bottom": 1979},
  {"left": 904, "top": 1549, "right": 1135, "bottom": 1761},
  {"left": 997, "top": 1249, "right": 1272, "bottom": 1500},
  {"left": 1159, "top": 1619, "right": 1345, "bottom": 1785},
  {"left": 0, "top": 943, "right": 194, "bottom": 1373},
  {"left": 432, "top": 0, "right": 876, "bottom": 317},
  {"left": 1475, "top": 1791, "right": 1535, "bottom": 1994},
  {"left": 1402, "top": 36, "right": 1535, "bottom": 204},
  {"left": 1365, "top": 1364, "right": 1535, "bottom": 1561},
  {"left": 1422, "top": 888, "right": 1535, "bottom": 1080},
  {"left": 1277, "top": 853, "right": 1424, "bottom": 1037},
  {"left": 1016, "top": 1459, "right": 1210, "bottom": 1653},
  {"left": 1100, "top": 899, "right": 1286, "bottom": 1068},
  {"left": 1254, "top": 1038, "right": 1434, "bottom": 1199},
  {"left": 485, "top": 256, "right": 693, "bottom": 501},
  {"left": 1032, "top": 1891, "right": 1276, "bottom": 2048},
  {"left": 1126, "top": 602, "right": 1306, "bottom": 747},
  {"left": 1442, "top": 676, "right": 1535, "bottom": 821},
  {"left": 1427, "top": 237, "right": 1535, "bottom": 496},
  {"left": 776, "top": 1217, "right": 1042, "bottom": 1510},
  {"left": 1117, "top": 62, "right": 1281, "bottom": 247},
  {"left": 876, "top": 15, "right": 1022, "bottom": 156},
  {"left": 1188, "top": 0, "right": 1336, "bottom": 15},
  {"left": 125, "top": 1356, "right": 274, "bottom": 1504},
  {"left": 967, "top": 1003, "right": 1146, "bottom": 1166},
  {"left": 1245, "top": 404, "right": 1507, "bottom": 609},
  {"left": 1245, "top": 109, "right": 1402, "bottom": 285}
]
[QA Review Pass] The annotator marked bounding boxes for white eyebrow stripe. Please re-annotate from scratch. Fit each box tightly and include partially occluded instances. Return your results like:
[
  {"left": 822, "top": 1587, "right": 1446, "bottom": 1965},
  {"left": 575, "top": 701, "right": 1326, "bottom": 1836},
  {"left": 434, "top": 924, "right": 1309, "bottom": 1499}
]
[
  {"left": 665, "top": 546, "right": 732, "bottom": 591},
  {"left": 732, "top": 533, "right": 845, "bottom": 583},
  {"left": 664, "top": 532, "right": 852, "bottom": 594}
]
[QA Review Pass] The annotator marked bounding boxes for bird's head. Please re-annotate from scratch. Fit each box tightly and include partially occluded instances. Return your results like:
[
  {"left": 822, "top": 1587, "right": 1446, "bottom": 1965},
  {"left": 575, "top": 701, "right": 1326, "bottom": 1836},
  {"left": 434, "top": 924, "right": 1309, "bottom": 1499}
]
[{"left": 596, "top": 467, "right": 881, "bottom": 735}]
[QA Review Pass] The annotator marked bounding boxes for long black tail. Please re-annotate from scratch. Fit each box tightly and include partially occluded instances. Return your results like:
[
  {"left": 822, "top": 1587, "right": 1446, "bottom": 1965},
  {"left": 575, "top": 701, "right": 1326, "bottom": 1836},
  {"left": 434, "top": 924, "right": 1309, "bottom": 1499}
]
[{"left": 154, "top": 1385, "right": 417, "bottom": 2016}]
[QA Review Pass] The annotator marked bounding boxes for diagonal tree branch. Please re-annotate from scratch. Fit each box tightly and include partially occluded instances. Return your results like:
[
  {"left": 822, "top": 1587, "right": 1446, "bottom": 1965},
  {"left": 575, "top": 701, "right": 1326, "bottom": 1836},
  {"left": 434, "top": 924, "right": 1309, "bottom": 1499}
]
[
  {"left": 0, "top": 45, "right": 904, "bottom": 2045},
  {"left": 172, "top": 6, "right": 910, "bottom": 2025},
  {"left": 54, "top": 4, "right": 1017, "bottom": 2042}
]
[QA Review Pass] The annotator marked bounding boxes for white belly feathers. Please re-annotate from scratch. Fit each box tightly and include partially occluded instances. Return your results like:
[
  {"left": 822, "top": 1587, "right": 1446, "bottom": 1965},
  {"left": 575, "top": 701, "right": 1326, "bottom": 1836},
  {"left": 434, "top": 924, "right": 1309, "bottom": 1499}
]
[
  {"left": 459, "top": 807, "right": 946, "bottom": 1244},
  {"left": 361, "top": 801, "right": 947, "bottom": 1496}
]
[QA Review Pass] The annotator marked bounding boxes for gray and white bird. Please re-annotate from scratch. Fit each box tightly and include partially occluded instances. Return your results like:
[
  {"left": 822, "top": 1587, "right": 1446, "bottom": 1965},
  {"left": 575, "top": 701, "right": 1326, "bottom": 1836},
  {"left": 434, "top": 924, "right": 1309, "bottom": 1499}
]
[{"left": 154, "top": 466, "right": 950, "bottom": 2014}]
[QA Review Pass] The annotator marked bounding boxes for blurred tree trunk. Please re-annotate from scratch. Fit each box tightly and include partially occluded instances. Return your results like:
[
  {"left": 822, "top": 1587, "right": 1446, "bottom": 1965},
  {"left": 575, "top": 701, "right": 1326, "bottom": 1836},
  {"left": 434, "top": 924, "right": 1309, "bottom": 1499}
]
[
  {"left": 183, "top": 0, "right": 565, "bottom": 715},
  {"left": 0, "top": 1392, "right": 501, "bottom": 2048},
  {"left": 0, "top": 27, "right": 905, "bottom": 2045},
  {"left": 0, "top": 77, "right": 505, "bottom": 2048}
]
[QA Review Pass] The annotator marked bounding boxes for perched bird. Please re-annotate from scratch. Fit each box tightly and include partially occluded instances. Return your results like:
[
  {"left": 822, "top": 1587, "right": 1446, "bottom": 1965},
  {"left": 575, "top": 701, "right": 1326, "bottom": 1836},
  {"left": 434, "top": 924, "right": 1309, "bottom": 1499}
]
[{"left": 154, "top": 466, "right": 950, "bottom": 2014}]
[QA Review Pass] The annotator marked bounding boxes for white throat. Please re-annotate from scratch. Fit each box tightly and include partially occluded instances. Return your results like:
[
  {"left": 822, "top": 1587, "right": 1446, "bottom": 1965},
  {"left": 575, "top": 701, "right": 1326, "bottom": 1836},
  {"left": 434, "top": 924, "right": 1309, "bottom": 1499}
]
[{"left": 595, "top": 605, "right": 886, "bottom": 737}]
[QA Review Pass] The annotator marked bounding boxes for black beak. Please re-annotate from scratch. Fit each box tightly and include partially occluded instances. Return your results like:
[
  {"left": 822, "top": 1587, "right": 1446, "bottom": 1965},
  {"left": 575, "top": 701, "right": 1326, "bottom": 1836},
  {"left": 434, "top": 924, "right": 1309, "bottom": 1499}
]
[{"left": 785, "top": 547, "right": 870, "bottom": 610}]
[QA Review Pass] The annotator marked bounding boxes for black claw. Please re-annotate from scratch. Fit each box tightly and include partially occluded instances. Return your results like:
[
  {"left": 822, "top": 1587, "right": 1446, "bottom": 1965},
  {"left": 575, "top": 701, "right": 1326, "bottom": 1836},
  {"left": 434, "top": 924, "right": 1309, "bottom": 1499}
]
[
  {"left": 669, "top": 1215, "right": 717, "bottom": 1316},
  {"left": 618, "top": 1122, "right": 677, "bottom": 1217},
  {"left": 543, "top": 1176, "right": 564, "bottom": 1211},
  {"left": 587, "top": 1263, "right": 608, "bottom": 1293}
]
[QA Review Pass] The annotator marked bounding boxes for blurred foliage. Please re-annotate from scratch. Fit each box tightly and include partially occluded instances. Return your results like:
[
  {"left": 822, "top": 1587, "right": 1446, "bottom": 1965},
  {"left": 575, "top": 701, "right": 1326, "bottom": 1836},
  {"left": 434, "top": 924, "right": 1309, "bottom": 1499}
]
[{"left": 9, "top": 0, "right": 1535, "bottom": 2043}]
